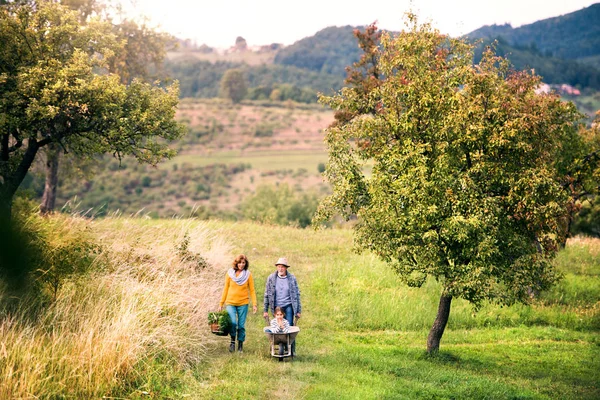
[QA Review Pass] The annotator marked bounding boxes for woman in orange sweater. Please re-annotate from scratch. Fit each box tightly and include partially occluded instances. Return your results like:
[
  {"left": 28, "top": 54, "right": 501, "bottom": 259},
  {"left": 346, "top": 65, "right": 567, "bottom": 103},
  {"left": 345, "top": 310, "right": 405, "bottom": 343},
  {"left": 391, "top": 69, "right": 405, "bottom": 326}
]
[{"left": 218, "top": 254, "right": 257, "bottom": 353}]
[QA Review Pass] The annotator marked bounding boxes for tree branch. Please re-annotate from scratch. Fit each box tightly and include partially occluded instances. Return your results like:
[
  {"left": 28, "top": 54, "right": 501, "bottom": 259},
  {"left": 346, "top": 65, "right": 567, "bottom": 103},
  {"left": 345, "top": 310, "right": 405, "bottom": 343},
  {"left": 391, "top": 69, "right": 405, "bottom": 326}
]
[
  {"left": 4, "top": 137, "right": 40, "bottom": 198},
  {"left": 7, "top": 134, "right": 23, "bottom": 154}
]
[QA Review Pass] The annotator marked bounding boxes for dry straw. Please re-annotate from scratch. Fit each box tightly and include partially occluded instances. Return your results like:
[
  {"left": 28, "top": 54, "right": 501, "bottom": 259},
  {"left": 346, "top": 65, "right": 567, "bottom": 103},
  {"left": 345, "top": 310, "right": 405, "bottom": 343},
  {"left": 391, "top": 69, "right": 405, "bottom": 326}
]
[{"left": 0, "top": 215, "right": 229, "bottom": 398}]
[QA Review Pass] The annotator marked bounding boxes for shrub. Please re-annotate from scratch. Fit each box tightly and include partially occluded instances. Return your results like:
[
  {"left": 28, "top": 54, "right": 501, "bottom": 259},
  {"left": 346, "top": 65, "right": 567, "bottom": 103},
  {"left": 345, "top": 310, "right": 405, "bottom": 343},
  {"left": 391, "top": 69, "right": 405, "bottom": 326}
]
[{"left": 240, "top": 184, "right": 320, "bottom": 228}]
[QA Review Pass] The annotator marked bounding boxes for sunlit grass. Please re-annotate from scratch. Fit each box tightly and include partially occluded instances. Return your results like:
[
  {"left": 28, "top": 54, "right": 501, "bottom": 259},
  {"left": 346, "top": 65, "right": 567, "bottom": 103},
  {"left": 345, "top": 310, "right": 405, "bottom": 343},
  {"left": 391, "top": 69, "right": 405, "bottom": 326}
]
[
  {"left": 0, "top": 215, "right": 230, "bottom": 398},
  {"left": 1, "top": 215, "right": 598, "bottom": 398}
]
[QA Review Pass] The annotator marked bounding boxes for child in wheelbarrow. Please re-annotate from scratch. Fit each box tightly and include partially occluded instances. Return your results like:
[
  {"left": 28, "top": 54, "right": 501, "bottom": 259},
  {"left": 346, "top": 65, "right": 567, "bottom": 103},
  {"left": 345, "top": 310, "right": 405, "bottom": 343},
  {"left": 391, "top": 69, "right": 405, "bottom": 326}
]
[
  {"left": 265, "top": 306, "right": 291, "bottom": 356},
  {"left": 267, "top": 306, "right": 290, "bottom": 333}
]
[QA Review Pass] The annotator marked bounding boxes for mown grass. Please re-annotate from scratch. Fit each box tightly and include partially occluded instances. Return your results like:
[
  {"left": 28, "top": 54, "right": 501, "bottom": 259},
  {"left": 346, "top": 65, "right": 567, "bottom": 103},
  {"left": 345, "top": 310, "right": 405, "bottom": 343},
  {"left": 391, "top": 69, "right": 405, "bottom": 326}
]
[
  {"left": 191, "top": 221, "right": 599, "bottom": 400},
  {"left": 1, "top": 216, "right": 598, "bottom": 399}
]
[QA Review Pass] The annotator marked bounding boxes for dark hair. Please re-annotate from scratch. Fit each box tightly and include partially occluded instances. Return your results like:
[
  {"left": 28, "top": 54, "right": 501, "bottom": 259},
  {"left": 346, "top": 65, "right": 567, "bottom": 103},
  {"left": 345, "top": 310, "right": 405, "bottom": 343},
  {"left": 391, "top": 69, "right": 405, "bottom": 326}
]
[
  {"left": 232, "top": 254, "right": 249, "bottom": 270},
  {"left": 274, "top": 306, "right": 284, "bottom": 315}
]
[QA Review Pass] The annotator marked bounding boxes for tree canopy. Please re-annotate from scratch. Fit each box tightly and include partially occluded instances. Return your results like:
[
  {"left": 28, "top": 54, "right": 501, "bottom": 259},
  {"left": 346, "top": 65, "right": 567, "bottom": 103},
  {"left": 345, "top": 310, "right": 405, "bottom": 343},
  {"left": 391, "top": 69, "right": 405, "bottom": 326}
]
[
  {"left": 0, "top": 0, "right": 185, "bottom": 221},
  {"left": 219, "top": 69, "right": 248, "bottom": 104},
  {"left": 316, "top": 16, "right": 587, "bottom": 353}
]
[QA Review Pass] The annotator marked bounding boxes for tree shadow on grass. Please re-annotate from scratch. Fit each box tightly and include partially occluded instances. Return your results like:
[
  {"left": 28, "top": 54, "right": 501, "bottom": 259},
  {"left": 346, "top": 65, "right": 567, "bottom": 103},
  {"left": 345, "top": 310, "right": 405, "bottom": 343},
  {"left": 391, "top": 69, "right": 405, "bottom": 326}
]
[{"left": 412, "top": 346, "right": 600, "bottom": 399}]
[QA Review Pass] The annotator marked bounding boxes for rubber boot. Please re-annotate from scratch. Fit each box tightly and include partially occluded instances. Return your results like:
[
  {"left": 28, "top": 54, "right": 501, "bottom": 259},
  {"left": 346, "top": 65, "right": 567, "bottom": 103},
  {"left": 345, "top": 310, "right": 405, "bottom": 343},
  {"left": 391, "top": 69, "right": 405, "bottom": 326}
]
[
  {"left": 237, "top": 341, "right": 244, "bottom": 353},
  {"left": 229, "top": 340, "right": 235, "bottom": 353}
]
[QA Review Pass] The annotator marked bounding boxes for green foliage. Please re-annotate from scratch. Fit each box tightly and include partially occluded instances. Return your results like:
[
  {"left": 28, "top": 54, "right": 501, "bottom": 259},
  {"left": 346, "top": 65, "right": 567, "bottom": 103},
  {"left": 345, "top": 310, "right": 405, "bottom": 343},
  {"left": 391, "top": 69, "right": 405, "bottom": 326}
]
[
  {"left": 0, "top": 1, "right": 185, "bottom": 219},
  {"left": 176, "top": 231, "right": 209, "bottom": 269},
  {"left": 207, "top": 310, "right": 231, "bottom": 335},
  {"left": 316, "top": 16, "right": 584, "bottom": 311},
  {"left": 54, "top": 161, "right": 249, "bottom": 218},
  {"left": 166, "top": 60, "right": 342, "bottom": 102},
  {"left": 219, "top": 69, "right": 247, "bottom": 103},
  {"left": 253, "top": 122, "right": 274, "bottom": 137},
  {"left": 0, "top": 199, "right": 102, "bottom": 300},
  {"left": 572, "top": 196, "right": 600, "bottom": 236},
  {"left": 241, "top": 183, "right": 319, "bottom": 228},
  {"left": 568, "top": 112, "right": 600, "bottom": 237}
]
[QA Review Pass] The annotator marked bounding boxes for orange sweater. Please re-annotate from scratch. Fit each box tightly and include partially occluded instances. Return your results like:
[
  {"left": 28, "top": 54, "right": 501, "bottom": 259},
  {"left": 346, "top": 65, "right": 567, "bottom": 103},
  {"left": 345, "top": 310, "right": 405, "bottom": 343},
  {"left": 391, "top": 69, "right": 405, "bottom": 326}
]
[{"left": 219, "top": 272, "right": 257, "bottom": 307}]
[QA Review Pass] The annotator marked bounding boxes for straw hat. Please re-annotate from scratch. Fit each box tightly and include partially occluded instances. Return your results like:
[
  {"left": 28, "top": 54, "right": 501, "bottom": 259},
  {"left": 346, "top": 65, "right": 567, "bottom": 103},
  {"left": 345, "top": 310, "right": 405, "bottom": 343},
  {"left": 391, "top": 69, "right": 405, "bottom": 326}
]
[{"left": 275, "top": 257, "right": 290, "bottom": 267}]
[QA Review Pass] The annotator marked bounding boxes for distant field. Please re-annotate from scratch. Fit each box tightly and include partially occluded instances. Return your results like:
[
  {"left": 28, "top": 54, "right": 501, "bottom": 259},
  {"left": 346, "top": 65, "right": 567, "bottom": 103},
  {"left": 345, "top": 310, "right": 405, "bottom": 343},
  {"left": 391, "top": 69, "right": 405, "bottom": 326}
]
[
  {"left": 52, "top": 100, "right": 335, "bottom": 217},
  {"left": 162, "top": 149, "right": 328, "bottom": 173}
]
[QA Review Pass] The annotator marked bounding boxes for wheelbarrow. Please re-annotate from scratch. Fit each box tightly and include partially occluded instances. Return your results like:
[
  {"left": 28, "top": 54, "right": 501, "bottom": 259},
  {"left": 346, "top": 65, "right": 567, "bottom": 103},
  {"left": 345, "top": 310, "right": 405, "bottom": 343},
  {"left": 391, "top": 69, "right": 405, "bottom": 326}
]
[{"left": 263, "top": 318, "right": 300, "bottom": 361}]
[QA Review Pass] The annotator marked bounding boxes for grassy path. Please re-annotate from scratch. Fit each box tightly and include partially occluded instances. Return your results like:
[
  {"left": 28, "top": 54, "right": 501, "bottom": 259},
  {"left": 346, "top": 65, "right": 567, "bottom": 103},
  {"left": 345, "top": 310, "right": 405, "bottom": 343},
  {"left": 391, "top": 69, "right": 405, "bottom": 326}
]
[{"left": 182, "top": 222, "right": 599, "bottom": 399}]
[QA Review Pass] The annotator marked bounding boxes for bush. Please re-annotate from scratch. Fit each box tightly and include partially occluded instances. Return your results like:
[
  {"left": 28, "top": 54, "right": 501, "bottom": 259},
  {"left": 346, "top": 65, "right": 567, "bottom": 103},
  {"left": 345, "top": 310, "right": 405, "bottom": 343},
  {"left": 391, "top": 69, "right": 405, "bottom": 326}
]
[
  {"left": 240, "top": 184, "right": 320, "bottom": 228},
  {"left": 571, "top": 195, "right": 600, "bottom": 237},
  {"left": 0, "top": 199, "right": 102, "bottom": 300}
]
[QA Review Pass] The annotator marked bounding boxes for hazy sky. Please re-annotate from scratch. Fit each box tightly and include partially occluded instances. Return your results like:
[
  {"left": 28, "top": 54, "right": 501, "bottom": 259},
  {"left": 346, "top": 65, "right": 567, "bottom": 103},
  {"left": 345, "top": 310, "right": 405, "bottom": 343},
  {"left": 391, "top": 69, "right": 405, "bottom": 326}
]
[{"left": 123, "top": 0, "right": 598, "bottom": 48}]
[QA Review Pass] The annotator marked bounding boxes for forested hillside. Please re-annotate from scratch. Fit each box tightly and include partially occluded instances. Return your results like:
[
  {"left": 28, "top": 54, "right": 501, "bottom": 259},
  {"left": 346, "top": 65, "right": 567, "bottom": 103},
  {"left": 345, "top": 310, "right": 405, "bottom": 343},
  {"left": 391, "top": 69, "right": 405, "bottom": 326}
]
[
  {"left": 471, "top": 38, "right": 600, "bottom": 89},
  {"left": 273, "top": 25, "right": 363, "bottom": 76},
  {"left": 466, "top": 3, "right": 600, "bottom": 64},
  {"left": 166, "top": 59, "right": 343, "bottom": 101},
  {"left": 164, "top": 4, "right": 600, "bottom": 103},
  {"left": 465, "top": 3, "right": 600, "bottom": 90}
]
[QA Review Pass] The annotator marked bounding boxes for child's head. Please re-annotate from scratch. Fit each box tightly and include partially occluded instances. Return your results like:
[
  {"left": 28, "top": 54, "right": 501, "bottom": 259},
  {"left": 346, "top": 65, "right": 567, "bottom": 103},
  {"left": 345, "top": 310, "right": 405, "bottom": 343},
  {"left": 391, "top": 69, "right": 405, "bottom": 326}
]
[{"left": 274, "top": 306, "right": 284, "bottom": 317}]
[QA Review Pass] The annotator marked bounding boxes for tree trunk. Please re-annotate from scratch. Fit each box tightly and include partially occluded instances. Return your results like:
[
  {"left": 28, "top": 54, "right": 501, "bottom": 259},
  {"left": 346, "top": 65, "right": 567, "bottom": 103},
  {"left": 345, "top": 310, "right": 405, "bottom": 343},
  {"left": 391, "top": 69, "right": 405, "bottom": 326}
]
[
  {"left": 0, "top": 137, "right": 43, "bottom": 223},
  {"left": 426, "top": 293, "right": 452, "bottom": 354},
  {"left": 0, "top": 190, "right": 11, "bottom": 227},
  {"left": 40, "top": 144, "right": 60, "bottom": 214}
]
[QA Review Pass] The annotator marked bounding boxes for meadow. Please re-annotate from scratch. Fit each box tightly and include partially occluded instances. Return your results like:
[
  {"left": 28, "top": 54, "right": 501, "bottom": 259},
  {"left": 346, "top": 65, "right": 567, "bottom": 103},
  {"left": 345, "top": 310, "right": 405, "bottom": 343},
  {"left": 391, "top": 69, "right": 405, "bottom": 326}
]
[{"left": 1, "top": 210, "right": 598, "bottom": 399}]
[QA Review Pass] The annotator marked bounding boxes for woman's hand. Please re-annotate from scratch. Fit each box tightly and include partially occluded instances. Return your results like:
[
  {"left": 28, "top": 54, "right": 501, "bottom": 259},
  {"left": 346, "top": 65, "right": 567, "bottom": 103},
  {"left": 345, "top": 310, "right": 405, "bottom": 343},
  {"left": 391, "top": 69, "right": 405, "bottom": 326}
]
[
  {"left": 217, "top": 306, "right": 222, "bottom": 312},
  {"left": 252, "top": 305, "right": 257, "bottom": 314}
]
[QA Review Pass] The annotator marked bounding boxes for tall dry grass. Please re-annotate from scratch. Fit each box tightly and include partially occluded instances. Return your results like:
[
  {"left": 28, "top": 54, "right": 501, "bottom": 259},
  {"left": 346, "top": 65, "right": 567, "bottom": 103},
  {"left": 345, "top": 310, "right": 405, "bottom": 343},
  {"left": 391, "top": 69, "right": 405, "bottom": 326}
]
[{"left": 0, "top": 215, "right": 229, "bottom": 398}]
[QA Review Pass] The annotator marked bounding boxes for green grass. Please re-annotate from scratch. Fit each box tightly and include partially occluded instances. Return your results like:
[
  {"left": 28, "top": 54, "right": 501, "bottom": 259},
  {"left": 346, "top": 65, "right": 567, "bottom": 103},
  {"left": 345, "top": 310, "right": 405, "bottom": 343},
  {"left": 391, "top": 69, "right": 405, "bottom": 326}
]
[
  {"left": 162, "top": 150, "right": 329, "bottom": 172},
  {"left": 3, "top": 216, "right": 598, "bottom": 399},
  {"left": 185, "top": 221, "right": 599, "bottom": 399}
]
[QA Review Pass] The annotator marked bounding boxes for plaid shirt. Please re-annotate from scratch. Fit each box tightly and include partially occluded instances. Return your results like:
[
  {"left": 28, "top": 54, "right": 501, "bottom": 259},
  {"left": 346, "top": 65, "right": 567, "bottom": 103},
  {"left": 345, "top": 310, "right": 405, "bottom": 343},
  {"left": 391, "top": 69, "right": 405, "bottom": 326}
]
[{"left": 263, "top": 271, "right": 301, "bottom": 316}]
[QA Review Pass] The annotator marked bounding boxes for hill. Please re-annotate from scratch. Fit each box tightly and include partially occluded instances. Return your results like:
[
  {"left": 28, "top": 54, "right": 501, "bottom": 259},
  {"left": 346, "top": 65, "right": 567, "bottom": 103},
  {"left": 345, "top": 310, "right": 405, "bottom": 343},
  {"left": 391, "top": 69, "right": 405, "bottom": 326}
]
[
  {"left": 165, "top": 59, "right": 343, "bottom": 100},
  {"left": 273, "top": 25, "right": 362, "bottom": 76},
  {"left": 471, "top": 37, "right": 600, "bottom": 90},
  {"left": 464, "top": 3, "right": 600, "bottom": 92},
  {"left": 164, "top": 6, "right": 600, "bottom": 104},
  {"left": 466, "top": 3, "right": 600, "bottom": 65},
  {"left": 20, "top": 99, "right": 335, "bottom": 219}
]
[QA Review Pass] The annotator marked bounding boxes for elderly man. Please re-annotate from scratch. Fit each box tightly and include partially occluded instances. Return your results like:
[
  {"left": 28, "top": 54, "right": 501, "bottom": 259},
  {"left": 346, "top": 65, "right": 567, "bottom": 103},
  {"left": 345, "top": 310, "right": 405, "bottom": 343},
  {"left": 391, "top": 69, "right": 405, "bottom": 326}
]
[{"left": 263, "top": 257, "right": 302, "bottom": 355}]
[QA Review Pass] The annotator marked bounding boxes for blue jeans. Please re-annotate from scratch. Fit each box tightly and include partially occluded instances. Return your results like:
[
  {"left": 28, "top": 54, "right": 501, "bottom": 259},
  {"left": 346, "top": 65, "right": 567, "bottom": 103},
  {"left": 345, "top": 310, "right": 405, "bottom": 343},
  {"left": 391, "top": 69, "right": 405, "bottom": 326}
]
[
  {"left": 226, "top": 305, "right": 248, "bottom": 342},
  {"left": 278, "top": 303, "right": 296, "bottom": 354}
]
